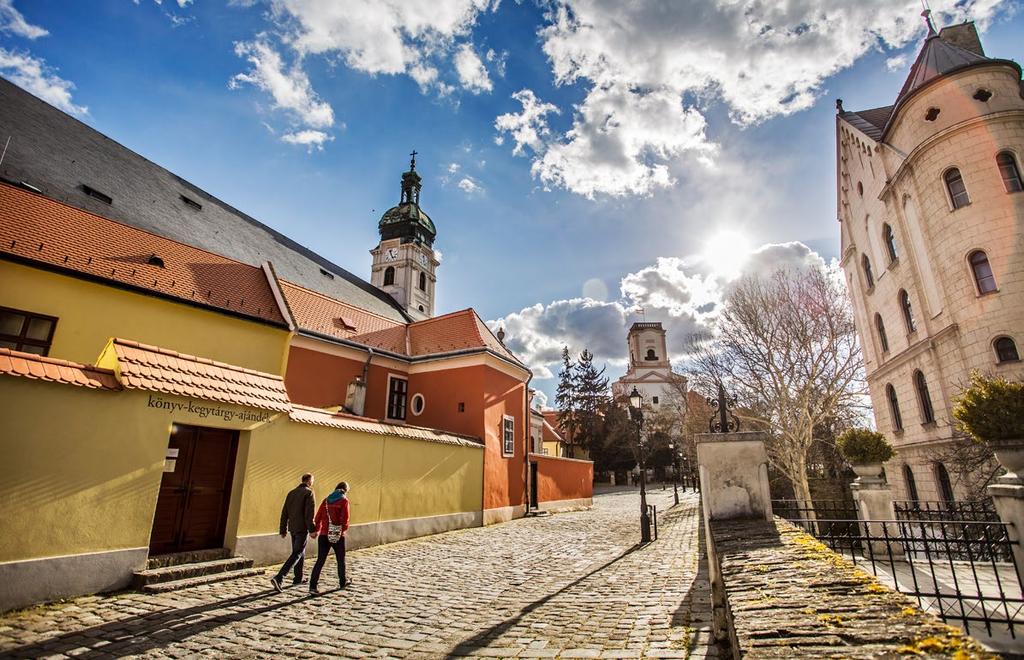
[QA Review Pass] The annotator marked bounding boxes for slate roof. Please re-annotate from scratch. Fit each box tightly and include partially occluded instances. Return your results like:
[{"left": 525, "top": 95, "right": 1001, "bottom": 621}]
[
  {"left": 838, "top": 105, "right": 893, "bottom": 141},
  {"left": 0, "top": 348, "right": 121, "bottom": 390},
  {"left": 0, "top": 77, "right": 409, "bottom": 324},
  {"left": 0, "top": 182, "right": 287, "bottom": 326},
  {"left": 102, "top": 338, "right": 291, "bottom": 411},
  {"left": 896, "top": 32, "right": 988, "bottom": 102}
]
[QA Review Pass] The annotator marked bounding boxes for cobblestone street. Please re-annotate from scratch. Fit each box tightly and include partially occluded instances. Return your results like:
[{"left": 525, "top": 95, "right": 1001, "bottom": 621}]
[{"left": 0, "top": 489, "right": 713, "bottom": 659}]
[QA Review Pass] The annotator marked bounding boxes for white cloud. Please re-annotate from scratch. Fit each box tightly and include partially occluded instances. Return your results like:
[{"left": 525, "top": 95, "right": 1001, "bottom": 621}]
[
  {"left": 0, "top": 48, "right": 86, "bottom": 115},
  {"left": 281, "top": 129, "right": 334, "bottom": 150},
  {"left": 886, "top": 54, "right": 909, "bottom": 72},
  {"left": 531, "top": 389, "right": 550, "bottom": 410},
  {"left": 231, "top": 39, "right": 335, "bottom": 130},
  {"left": 494, "top": 89, "right": 559, "bottom": 156},
  {"left": 457, "top": 176, "right": 484, "bottom": 194},
  {"left": 0, "top": 0, "right": 46, "bottom": 39},
  {"left": 490, "top": 241, "right": 828, "bottom": 377},
  {"left": 453, "top": 43, "right": 492, "bottom": 93},
  {"left": 493, "top": 0, "right": 1011, "bottom": 198}
]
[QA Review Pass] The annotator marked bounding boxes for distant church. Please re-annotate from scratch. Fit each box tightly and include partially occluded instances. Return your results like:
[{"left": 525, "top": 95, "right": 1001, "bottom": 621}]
[{"left": 612, "top": 322, "right": 687, "bottom": 412}]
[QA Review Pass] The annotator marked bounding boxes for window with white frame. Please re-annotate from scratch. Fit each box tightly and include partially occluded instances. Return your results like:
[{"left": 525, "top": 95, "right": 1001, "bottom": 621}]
[
  {"left": 502, "top": 415, "right": 515, "bottom": 457},
  {"left": 386, "top": 375, "right": 408, "bottom": 420}
]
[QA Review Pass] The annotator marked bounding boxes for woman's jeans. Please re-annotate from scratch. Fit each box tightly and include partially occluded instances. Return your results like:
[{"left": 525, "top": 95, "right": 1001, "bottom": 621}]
[{"left": 309, "top": 535, "right": 346, "bottom": 590}]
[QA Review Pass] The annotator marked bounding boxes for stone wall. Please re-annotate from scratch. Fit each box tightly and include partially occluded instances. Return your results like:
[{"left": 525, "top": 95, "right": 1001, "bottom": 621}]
[{"left": 707, "top": 518, "right": 994, "bottom": 658}]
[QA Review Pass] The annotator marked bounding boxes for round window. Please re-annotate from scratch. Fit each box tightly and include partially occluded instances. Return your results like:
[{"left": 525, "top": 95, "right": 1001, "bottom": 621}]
[{"left": 411, "top": 393, "right": 425, "bottom": 416}]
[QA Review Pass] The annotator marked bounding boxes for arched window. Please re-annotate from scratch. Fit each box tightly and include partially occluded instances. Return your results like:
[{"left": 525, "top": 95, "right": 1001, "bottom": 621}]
[
  {"left": 899, "top": 290, "right": 916, "bottom": 333},
  {"left": 862, "top": 254, "right": 874, "bottom": 289},
  {"left": 935, "top": 463, "right": 955, "bottom": 503},
  {"left": 915, "top": 370, "right": 935, "bottom": 424},
  {"left": 875, "top": 314, "right": 889, "bottom": 353},
  {"left": 418, "top": 271, "right": 427, "bottom": 291},
  {"left": 645, "top": 349, "right": 657, "bottom": 361},
  {"left": 997, "top": 151, "right": 1023, "bottom": 193},
  {"left": 903, "top": 465, "right": 920, "bottom": 502},
  {"left": 944, "top": 168, "right": 970, "bottom": 209},
  {"left": 969, "top": 250, "right": 997, "bottom": 294},
  {"left": 883, "top": 224, "right": 899, "bottom": 262},
  {"left": 995, "top": 337, "right": 1020, "bottom": 363},
  {"left": 383, "top": 266, "right": 395, "bottom": 286},
  {"left": 886, "top": 383, "right": 903, "bottom": 432}
]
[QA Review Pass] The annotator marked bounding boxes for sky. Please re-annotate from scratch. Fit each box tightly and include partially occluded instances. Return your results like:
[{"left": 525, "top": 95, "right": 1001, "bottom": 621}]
[{"left": 1, "top": 0, "right": 1022, "bottom": 407}]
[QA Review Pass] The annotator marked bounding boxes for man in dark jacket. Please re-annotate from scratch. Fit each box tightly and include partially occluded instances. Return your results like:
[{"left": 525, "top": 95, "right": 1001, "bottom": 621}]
[{"left": 270, "top": 473, "right": 316, "bottom": 591}]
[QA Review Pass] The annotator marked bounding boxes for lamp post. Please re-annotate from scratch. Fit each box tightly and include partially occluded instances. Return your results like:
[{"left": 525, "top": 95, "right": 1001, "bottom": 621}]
[
  {"left": 629, "top": 387, "right": 652, "bottom": 544},
  {"left": 668, "top": 441, "right": 680, "bottom": 505}
]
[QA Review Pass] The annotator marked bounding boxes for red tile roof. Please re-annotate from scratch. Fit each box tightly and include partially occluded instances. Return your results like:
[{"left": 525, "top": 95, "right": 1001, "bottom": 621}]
[
  {"left": 0, "top": 183, "right": 286, "bottom": 326},
  {"left": 0, "top": 348, "right": 121, "bottom": 390},
  {"left": 105, "top": 338, "right": 290, "bottom": 411},
  {"left": 281, "top": 280, "right": 525, "bottom": 367},
  {"left": 290, "top": 404, "right": 482, "bottom": 447}
]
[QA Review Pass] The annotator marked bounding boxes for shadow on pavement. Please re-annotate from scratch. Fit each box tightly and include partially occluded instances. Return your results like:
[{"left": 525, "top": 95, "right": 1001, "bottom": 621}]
[
  {"left": 1, "top": 587, "right": 304, "bottom": 659},
  {"left": 445, "top": 545, "right": 641, "bottom": 658}
]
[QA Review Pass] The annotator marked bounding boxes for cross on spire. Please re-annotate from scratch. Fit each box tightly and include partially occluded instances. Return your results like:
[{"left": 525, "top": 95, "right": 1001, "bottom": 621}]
[{"left": 409, "top": 149, "right": 418, "bottom": 171}]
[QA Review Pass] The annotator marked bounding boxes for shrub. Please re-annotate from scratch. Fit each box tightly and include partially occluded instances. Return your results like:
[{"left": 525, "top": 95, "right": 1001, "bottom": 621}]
[
  {"left": 837, "top": 428, "right": 894, "bottom": 464},
  {"left": 952, "top": 373, "right": 1024, "bottom": 443}
]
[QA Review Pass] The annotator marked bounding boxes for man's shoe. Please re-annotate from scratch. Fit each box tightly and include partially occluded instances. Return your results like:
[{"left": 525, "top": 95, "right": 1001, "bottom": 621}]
[
  {"left": 270, "top": 577, "right": 283, "bottom": 593},
  {"left": 308, "top": 586, "right": 320, "bottom": 595},
  {"left": 291, "top": 577, "right": 308, "bottom": 586}
]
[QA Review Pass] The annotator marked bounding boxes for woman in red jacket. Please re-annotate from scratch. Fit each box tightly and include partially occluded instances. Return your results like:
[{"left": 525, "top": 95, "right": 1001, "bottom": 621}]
[{"left": 308, "top": 481, "right": 350, "bottom": 594}]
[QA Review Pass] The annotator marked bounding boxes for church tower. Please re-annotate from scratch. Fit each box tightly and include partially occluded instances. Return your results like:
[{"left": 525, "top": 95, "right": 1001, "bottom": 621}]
[{"left": 370, "top": 152, "right": 438, "bottom": 321}]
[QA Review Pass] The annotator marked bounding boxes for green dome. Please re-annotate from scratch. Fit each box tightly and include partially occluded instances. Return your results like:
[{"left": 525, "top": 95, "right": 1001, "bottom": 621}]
[{"left": 379, "top": 202, "right": 436, "bottom": 236}]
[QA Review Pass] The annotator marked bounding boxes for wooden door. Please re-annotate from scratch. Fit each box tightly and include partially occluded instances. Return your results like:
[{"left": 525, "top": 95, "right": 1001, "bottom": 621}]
[
  {"left": 530, "top": 462, "right": 539, "bottom": 510},
  {"left": 149, "top": 424, "right": 238, "bottom": 555}
]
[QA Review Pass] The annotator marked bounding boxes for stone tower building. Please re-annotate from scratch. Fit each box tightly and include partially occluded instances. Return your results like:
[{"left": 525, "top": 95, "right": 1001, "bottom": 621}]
[
  {"left": 611, "top": 322, "right": 686, "bottom": 411},
  {"left": 837, "top": 15, "right": 1023, "bottom": 502},
  {"left": 370, "top": 153, "right": 439, "bottom": 321}
]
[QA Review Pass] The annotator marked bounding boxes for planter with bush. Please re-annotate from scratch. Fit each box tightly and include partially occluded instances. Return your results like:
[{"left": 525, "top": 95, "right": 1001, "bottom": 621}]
[
  {"left": 837, "top": 428, "right": 895, "bottom": 479},
  {"left": 953, "top": 373, "right": 1024, "bottom": 479}
]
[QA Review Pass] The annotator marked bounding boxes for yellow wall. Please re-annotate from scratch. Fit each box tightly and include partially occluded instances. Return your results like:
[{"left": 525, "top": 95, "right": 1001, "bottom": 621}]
[
  {"left": 0, "top": 376, "right": 483, "bottom": 564},
  {"left": 235, "top": 416, "right": 484, "bottom": 535},
  {"left": 542, "top": 441, "right": 561, "bottom": 457},
  {"left": 0, "top": 260, "right": 289, "bottom": 374}
]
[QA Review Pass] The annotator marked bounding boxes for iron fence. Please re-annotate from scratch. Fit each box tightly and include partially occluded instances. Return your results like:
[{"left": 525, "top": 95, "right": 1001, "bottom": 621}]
[{"left": 772, "top": 497, "right": 1024, "bottom": 639}]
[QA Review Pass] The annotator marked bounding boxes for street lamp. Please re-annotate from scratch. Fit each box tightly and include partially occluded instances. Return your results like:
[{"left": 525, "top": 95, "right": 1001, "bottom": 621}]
[
  {"left": 668, "top": 442, "right": 680, "bottom": 506},
  {"left": 629, "top": 386, "right": 652, "bottom": 544}
]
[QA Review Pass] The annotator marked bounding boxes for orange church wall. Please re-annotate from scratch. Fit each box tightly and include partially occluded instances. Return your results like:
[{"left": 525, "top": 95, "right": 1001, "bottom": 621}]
[
  {"left": 284, "top": 346, "right": 407, "bottom": 416},
  {"left": 407, "top": 366, "right": 485, "bottom": 439},
  {"left": 482, "top": 367, "right": 528, "bottom": 512},
  {"left": 531, "top": 454, "right": 594, "bottom": 504}
]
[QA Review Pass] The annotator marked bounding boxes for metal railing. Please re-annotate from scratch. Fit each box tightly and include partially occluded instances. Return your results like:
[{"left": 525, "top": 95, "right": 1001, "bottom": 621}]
[{"left": 773, "top": 498, "right": 1024, "bottom": 638}]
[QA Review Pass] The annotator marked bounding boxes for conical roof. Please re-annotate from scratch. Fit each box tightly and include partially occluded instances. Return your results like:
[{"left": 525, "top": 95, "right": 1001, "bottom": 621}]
[{"left": 896, "top": 32, "right": 988, "bottom": 103}]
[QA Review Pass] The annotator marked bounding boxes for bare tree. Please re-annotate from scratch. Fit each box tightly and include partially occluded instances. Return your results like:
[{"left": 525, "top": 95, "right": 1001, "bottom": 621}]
[{"left": 686, "top": 266, "right": 868, "bottom": 505}]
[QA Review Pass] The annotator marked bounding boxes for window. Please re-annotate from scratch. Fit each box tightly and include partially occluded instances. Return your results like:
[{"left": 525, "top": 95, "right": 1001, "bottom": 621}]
[
  {"left": 645, "top": 349, "right": 657, "bottom": 360},
  {"left": 925, "top": 107, "right": 940, "bottom": 121},
  {"left": 502, "top": 415, "right": 515, "bottom": 457},
  {"left": 903, "top": 465, "right": 920, "bottom": 502},
  {"left": 386, "top": 375, "right": 408, "bottom": 420},
  {"left": 995, "top": 337, "right": 1019, "bottom": 363},
  {"left": 418, "top": 271, "right": 426, "bottom": 291},
  {"left": 319, "top": 268, "right": 335, "bottom": 280},
  {"left": 652, "top": 396, "right": 659, "bottom": 405},
  {"left": 458, "top": 402, "right": 466, "bottom": 413},
  {"left": 915, "top": 370, "right": 935, "bottom": 424},
  {"left": 899, "top": 290, "right": 916, "bottom": 333},
  {"left": 180, "top": 194, "right": 202, "bottom": 210},
  {"left": 883, "top": 223, "right": 899, "bottom": 263},
  {"left": 383, "top": 266, "right": 395, "bottom": 286},
  {"left": 935, "top": 463, "right": 955, "bottom": 503},
  {"left": 410, "top": 393, "right": 425, "bottom": 416},
  {"left": 973, "top": 89, "right": 993, "bottom": 102},
  {"left": 969, "top": 250, "right": 997, "bottom": 294},
  {"left": 857, "top": 181, "right": 864, "bottom": 196},
  {"left": 0, "top": 307, "right": 57, "bottom": 355},
  {"left": 862, "top": 254, "right": 874, "bottom": 289},
  {"left": 886, "top": 383, "right": 903, "bottom": 432},
  {"left": 944, "top": 168, "right": 970, "bottom": 209},
  {"left": 875, "top": 314, "right": 889, "bottom": 353},
  {"left": 996, "top": 151, "right": 1023, "bottom": 193},
  {"left": 80, "top": 184, "right": 112, "bottom": 204},
  {"left": 147, "top": 254, "right": 165, "bottom": 268}
]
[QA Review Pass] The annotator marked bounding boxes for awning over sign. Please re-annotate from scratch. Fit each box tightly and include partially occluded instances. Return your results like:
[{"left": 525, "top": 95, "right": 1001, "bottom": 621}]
[{"left": 98, "top": 338, "right": 291, "bottom": 412}]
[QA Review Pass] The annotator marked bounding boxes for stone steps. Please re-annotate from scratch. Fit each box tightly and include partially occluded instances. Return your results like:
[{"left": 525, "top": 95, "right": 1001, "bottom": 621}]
[
  {"left": 146, "top": 547, "right": 231, "bottom": 570},
  {"left": 140, "top": 567, "right": 265, "bottom": 594}
]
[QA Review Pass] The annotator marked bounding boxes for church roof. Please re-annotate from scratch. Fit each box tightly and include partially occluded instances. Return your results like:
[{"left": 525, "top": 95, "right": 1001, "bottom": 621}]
[
  {"left": 896, "top": 29, "right": 988, "bottom": 102},
  {"left": 0, "top": 77, "right": 409, "bottom": 324},
  {"left": 838, "top": 105, "right": 893, "bottom": 141},
  {"left": 379, "top": 202, "right": 436, "bottom": 236}
]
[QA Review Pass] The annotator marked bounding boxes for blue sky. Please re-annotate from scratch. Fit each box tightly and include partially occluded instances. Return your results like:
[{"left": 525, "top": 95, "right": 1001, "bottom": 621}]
[{"left": 1, "top": 0, "right": 1022, "bottom": 405}]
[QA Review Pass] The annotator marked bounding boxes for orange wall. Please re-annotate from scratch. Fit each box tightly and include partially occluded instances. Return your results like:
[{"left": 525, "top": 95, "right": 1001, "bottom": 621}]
[
  {"left": 284, "top": 346, "right": 406, "bottom": 417},
  {"left": 483, "top": 368, "right": 527, "bottom": 511},
  {"left": 531, "top": 454, "right": 594, "bottom": 503},
  {"left": 408, "top": 366, "right": 485, "bottom": 439}
]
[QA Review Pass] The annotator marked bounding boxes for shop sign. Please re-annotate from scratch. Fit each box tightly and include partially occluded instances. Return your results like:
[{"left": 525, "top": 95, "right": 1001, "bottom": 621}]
[{"left": 146, "top": 394, "right": 272, "bottom": 424}]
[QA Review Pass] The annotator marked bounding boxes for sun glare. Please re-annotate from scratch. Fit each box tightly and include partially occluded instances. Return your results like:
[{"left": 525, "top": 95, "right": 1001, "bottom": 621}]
[{"left": 703, "top": 230, "right": 752, "bottom": 280}]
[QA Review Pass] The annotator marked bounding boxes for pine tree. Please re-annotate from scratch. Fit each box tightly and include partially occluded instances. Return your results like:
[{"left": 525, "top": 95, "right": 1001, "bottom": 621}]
[
  {"left": 573, "top": 349, "right": 609, "bottom": 453},
  {"left": 555, "top": 347, "right": 579, "bottom": 450}
]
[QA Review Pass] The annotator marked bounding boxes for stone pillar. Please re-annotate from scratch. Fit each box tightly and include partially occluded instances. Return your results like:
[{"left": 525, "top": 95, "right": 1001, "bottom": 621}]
[
  {"left": 851, "top": 474, "right": 903, "bottom": 559},
  {"left": 695, "top": 432, "right": 772, "bottom": 522},
  {"left": 988, "top": 473, "right": 1024, "bottom": 573}
]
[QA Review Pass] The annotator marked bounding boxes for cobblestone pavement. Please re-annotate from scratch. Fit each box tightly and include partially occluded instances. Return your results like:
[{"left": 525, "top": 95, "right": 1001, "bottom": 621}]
[{"left": 0, "top": 489, "right": 715, "bottom": 659}]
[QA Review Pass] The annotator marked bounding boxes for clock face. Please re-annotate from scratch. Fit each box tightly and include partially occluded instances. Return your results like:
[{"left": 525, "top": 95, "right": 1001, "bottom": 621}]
[
  {"left": 417, "top": 251, "right": 429, "bottom": 267},
  {"left": 384, "top": 247, "right": 399, "bottom": 262}
]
